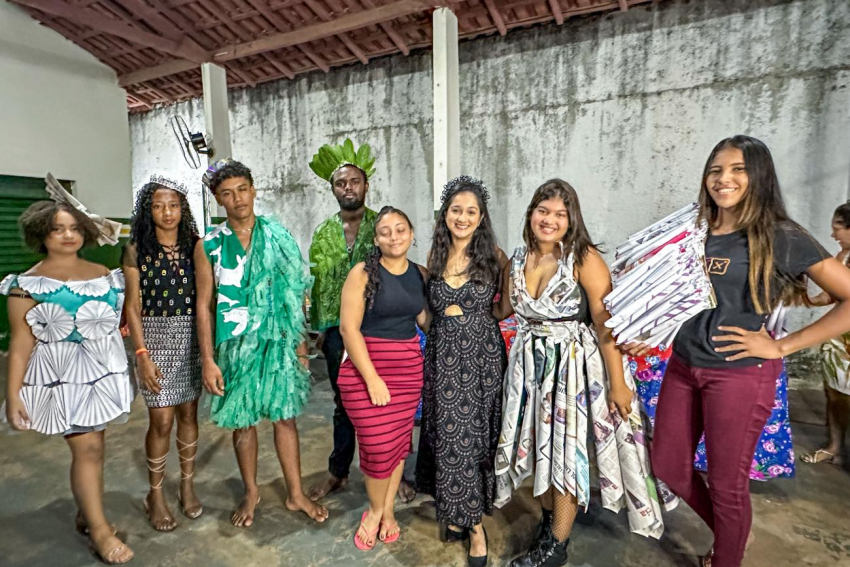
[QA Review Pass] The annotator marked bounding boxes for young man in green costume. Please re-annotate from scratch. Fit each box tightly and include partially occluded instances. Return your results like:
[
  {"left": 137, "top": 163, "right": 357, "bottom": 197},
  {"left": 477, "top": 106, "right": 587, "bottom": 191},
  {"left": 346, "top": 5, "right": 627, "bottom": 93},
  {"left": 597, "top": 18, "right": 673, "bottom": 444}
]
[
  {"left": 306, "top": 139, "right": 417, "bottom": 503},
  {"left": 195, "top": 159, "right": 329, "bottom": 526}
]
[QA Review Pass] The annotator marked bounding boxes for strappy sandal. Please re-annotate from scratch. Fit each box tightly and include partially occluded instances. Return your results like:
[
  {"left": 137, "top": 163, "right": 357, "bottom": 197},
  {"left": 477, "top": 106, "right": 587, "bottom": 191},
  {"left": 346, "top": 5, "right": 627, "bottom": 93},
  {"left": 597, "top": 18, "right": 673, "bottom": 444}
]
[
  {"left": 144, "top": 453, "right": 177, "bottom": 532},
  {"left": 354, "top": 510, "right": 380, "bottom": 551},
  {"left": 176, "top": 437, "right": 203, "bottom": 519},
  {"left": 88, "top": 537, "right": 134, "bottom": 565},
  {"left": 801, "top": 448, "right": 842, "bottom": 465},
  {"left": 380, "top": 520, "right": 400, "bottom": 543}
]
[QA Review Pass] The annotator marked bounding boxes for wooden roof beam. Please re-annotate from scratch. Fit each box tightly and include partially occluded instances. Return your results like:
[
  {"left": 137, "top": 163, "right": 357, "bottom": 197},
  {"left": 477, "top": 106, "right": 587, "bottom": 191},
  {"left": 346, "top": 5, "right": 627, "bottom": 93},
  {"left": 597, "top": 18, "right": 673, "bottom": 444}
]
[
  {"left": 211, "top": 0, "right": 431, "bottom": 61},
  {"left": 360, "top": 0, "right": 410, "bottom": 55},
  {"left": 297, "top": 45, "right": 331, "bottom": 72},
  {"left": 119, "top": 0, "right": 434, "bottom": 85},
  {"left": 482, "top": 0, "right": 506, "bottom": 36},
  {"left": 303, "top": 0, "right": 370, "bottom": 64},
  {"left": 10, "top": 0, "right": 210, "bottom": 63},
  {"left": 548, "top": 0, "right": 564, "bottom": 25}
]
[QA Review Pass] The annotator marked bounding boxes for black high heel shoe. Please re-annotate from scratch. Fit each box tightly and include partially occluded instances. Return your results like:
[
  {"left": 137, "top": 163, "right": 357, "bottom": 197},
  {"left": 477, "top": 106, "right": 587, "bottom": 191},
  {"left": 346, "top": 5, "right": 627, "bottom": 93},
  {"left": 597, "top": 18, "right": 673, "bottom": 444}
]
[
  {"left": 467, "top": 525, "right": 488, "bottom": 567},
  {"left": 442, "top": 523, "right": 470, "bottom": 543}
]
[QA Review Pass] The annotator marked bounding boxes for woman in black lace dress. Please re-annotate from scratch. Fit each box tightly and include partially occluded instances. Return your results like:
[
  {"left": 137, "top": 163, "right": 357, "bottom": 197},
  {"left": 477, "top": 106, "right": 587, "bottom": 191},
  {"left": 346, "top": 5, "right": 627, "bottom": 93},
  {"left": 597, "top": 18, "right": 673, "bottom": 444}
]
[{"left": 416, "top": 176, "right": 509, "bottom": 567}]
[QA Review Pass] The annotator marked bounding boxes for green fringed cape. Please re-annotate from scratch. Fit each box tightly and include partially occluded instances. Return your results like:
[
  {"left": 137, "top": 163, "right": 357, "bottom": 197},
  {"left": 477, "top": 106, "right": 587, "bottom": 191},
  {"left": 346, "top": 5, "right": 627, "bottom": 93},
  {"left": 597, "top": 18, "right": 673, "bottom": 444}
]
[{"left": 203, "top": 216, "right": 313, "bottom": 429}]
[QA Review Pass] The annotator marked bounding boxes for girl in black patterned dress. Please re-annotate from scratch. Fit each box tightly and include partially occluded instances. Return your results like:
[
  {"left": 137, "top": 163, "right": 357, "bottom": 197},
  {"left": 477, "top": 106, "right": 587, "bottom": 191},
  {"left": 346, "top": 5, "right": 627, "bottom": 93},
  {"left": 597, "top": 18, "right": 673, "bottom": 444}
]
[
  {"left": 416, "top": 176, "right": 509, "bottom": 567},
  {"left": 123, "top": 177, "right": 204, "bottom": 532}
]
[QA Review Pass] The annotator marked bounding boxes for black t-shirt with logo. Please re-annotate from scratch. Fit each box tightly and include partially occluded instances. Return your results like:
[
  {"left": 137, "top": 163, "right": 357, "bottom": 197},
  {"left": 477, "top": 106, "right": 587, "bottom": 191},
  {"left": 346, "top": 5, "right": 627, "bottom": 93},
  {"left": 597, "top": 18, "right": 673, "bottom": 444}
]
[{"left": 673, "top": 224, "right": 830, "bottom": 368}]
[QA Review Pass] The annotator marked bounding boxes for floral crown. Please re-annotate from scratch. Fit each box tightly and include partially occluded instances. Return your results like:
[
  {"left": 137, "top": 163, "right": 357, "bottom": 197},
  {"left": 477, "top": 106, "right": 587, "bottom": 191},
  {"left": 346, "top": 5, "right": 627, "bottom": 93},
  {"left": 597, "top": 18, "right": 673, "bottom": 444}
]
[
  {"left": 309, "top": 139, "right": 376, "bottom": 182},
  {"left": 149, "top": 174, "right": 189, "bottom": 196},
  {"left": 440, "top": 175, "right": 490, "bottom": 205}
]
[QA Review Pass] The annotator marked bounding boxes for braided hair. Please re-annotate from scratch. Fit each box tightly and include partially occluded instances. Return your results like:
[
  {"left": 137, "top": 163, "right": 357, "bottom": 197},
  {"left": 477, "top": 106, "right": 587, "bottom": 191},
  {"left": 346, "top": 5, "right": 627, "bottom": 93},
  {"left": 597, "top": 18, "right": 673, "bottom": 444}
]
[
  {"left": 129, "top": 182, "right": 198, "bottom": 263},
  {"left": 363, "top": 206, "right": 414, "bottom": 309}
]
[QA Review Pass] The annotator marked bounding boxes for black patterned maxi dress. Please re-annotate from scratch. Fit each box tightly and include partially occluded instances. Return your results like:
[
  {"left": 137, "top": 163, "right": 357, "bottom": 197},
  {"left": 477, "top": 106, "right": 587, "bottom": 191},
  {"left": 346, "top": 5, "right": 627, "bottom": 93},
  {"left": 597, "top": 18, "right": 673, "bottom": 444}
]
[{"left": 416, "top": 278, "right": 507, "bottom": 528}]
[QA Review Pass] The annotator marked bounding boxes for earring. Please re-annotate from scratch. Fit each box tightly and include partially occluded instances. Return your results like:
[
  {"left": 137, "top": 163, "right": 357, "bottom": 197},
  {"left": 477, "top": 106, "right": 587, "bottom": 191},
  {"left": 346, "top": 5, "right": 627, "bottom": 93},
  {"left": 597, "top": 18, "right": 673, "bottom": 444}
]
[{"left": 413, "top": 238, "right": 418, "bottom": 247}]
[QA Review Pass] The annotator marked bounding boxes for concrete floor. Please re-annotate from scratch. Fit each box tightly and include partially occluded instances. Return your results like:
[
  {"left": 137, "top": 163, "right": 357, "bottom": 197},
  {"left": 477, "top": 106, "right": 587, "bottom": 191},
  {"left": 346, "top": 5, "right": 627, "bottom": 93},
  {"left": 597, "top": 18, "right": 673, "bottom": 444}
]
[{"left": 1, "top": 355, "right": 849, "bottom": 567}]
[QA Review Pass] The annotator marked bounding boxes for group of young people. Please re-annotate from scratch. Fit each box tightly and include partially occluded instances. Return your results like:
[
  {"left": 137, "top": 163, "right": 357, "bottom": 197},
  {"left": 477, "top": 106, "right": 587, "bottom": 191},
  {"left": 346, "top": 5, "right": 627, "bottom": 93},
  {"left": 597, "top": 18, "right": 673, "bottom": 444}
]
[{"left": 4, "top": 134, "right": 850, "bottom": 567}]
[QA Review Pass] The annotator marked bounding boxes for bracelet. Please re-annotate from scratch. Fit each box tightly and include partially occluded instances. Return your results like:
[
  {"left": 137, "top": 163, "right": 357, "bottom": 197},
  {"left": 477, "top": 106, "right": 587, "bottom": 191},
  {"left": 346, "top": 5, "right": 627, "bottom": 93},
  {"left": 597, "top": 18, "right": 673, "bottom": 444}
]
[{"left": 135, "top": 348, "right": 149, "bottom": 357}]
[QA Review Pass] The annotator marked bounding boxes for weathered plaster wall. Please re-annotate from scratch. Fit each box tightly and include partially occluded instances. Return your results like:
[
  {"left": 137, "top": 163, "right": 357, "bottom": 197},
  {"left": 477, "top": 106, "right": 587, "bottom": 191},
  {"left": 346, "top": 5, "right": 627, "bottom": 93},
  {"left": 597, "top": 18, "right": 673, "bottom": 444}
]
[
  {"left": 131, "top": 0, "right": 850, "bottom": 331},
  {"left": 130, "top": 55, "right": 433, "bottom": 262}
]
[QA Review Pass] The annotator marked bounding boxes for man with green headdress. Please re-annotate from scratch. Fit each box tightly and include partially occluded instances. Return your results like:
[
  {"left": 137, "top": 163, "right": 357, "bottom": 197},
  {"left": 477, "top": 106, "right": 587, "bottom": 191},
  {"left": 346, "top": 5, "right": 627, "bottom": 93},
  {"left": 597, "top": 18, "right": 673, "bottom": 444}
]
[
  {"left": 195, "top": 159, "right": 329, "bottom": 526},
  {"left": 305, "top": 140, "right": 382, "bottom": 500}
]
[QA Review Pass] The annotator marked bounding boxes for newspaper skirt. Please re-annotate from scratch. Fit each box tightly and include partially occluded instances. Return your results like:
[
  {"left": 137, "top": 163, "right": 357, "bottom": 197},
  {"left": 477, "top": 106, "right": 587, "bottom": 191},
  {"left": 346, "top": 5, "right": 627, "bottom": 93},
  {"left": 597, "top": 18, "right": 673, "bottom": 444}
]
[{"left": 494, "top": 320, "right": 667, "bottom": 539}]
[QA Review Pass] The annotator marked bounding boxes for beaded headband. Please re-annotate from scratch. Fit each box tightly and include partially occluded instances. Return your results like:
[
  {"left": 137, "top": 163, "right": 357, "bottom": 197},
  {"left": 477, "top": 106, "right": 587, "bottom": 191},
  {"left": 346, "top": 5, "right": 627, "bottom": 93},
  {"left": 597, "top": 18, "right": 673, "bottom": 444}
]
[
  {"left": 149, "top": 174, "right": 189, "bottom": 196},
  {"left": 201, "top": 158, "right": 235, "bottom": 191},
  {"left": 440, "top": 175, "right": 490, "bottom": 205}
]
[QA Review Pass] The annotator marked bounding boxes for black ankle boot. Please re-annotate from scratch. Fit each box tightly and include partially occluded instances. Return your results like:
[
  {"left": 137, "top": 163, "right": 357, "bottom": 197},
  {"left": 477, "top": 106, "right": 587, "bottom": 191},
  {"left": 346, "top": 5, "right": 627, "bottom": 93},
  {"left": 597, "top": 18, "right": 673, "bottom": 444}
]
[
  {"left": 534, "top": 509, "right": 553, "bottom": 542},
  {"left": 510, "top": 528, "right": 569, "bottom": 567}
]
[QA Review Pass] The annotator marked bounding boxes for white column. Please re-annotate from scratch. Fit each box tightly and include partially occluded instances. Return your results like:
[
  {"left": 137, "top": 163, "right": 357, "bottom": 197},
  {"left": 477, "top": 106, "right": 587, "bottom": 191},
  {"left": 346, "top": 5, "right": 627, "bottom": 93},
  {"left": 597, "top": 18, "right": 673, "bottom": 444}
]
[
  {"left": 432, "top": 7, "right": 461, "bottom": 213},
  {"left": 201, "top": 62, "right": 231, "bottom": 224}
]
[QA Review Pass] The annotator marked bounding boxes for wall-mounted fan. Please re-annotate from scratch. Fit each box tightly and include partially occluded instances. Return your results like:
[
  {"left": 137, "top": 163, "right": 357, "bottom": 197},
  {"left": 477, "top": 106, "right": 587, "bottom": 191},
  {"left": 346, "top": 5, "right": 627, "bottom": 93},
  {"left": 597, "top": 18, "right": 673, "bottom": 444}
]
[{"left": 169, "top": 116, "right": 214, "bottom": 169}]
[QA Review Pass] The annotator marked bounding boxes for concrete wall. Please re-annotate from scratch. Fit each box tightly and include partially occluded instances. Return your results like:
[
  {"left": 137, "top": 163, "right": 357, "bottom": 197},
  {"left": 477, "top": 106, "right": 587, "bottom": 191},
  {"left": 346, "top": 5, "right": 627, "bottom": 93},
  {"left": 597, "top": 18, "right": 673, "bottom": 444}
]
[
  {"left": 130, "top": 56, "right": 434, "bottom": 262},
  {"left": 0, "top": 2, "right": 132, "bottom": 217},
  {"left": 130, "top": 0, "right": 850, "bottom": 308}
]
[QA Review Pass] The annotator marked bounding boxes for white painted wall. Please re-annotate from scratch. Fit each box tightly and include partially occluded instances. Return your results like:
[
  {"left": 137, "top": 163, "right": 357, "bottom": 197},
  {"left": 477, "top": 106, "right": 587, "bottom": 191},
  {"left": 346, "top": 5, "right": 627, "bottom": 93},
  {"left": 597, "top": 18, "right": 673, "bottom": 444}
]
[{"left": 0, "top": 2, "right": 132, "bottom": 217}]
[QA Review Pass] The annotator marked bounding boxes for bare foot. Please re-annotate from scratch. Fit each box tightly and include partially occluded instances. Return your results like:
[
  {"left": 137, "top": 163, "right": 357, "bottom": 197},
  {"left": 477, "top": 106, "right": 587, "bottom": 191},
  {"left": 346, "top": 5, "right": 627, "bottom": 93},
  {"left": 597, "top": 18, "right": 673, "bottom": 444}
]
[
  {"left": 75, "top": 511, "right": 116, "bottom": 536},
  {"left": 144, "top": 491, "right": 177, "bottom": 532},
  {"left": 89, "top": 524, "right": 134, "bottom": 564},
  {"left": 178, "top": 479, "right": 204, "bottom": 519},
  {"left": 746, "top": 530, "right": 755, "bottom": 550},
  {"left": 379, "top": 511, "right": 400, "bottom": 541},
  {"left": 396, "top": 477, "right": 416, "bottom": 503},
  {"left": 358, "top": 509, "right": 382, "bottom": 548},
  {"left": 286, "top": 492, "right": 329, "bottom": 523},
  {"left": 231, "top": 492, "right": 260, "bottom": 527},
  {"left": 307, "top": 473, "right": 348, "bottom": 501}
]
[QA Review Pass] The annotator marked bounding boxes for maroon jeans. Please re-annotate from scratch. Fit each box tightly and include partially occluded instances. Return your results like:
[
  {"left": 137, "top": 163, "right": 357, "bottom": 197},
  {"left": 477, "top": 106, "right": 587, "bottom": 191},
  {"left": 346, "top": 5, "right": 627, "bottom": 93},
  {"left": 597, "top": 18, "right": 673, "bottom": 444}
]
[{"left": 651, "top": 354, "right": 780, "bottom": 567}]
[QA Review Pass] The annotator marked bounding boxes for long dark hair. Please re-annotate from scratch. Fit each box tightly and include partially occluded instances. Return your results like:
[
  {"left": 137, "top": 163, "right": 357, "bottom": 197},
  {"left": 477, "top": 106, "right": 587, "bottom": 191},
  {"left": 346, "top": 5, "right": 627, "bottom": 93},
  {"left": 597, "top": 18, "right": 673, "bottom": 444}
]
[
  {"left": 698, "top": 135, "right": 808, "bottom": 313},
  {"left": 364, "top": 206, "right": 414, "bottom": 309},
  {"left": 523, "top": 179, "right": 598, "bottom": 266},
  {"left": 428, "top": 180, "right": 500, "bottom": 284},
  {"left": 834, "top": 202, "right": 850, "bottom": 228},
  {"left": 130, "top": 182, "right": 198, "bottom": 262}
]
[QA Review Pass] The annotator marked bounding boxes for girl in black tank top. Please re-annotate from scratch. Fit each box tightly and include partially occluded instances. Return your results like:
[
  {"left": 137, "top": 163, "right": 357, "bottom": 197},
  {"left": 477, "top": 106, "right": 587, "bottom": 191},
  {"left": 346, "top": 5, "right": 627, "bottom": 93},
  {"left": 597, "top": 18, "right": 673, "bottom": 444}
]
[{"left": 337, "top": 206, "right": 427, "bottom": 551}]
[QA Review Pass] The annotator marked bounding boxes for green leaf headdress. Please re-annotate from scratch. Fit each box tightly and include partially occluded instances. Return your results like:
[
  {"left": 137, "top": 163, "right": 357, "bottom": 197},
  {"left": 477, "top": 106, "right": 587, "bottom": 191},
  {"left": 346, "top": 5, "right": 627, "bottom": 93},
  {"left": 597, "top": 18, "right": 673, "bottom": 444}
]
[{"left": 309, "top": 138, "right": 376, "bottom": 183}]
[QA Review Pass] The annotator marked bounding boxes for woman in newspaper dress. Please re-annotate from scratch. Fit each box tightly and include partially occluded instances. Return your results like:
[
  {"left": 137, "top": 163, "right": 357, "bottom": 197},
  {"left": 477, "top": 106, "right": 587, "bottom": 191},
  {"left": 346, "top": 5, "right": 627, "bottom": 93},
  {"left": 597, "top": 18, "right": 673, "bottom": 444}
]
[
  {"left": 3, "top": 200, "right": 134, "bottom": 564},
  {"left": 494, "top": 180, "right": 665, "bottom": 567}
]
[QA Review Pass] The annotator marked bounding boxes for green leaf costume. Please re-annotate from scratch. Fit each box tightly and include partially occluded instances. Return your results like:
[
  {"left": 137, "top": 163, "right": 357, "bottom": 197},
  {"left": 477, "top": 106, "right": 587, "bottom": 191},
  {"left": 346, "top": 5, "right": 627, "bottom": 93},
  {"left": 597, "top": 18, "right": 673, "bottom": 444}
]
[
  {"left": 308, "top": 209, "right": 377, "bottom": 331},
  {"left": 203, "top": 216, "right": 313, "bottom": 429}
]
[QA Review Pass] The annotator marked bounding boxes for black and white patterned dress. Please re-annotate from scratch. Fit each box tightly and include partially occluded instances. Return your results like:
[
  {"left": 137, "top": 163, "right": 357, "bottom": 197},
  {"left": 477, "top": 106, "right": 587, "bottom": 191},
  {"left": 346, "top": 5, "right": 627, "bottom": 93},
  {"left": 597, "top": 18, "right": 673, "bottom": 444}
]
[
  {"left": 136, "top": 243, "right": 202, "bottom": 408},
  {"left": 416, "top": 278, "right": 507, "bottom": 529}
]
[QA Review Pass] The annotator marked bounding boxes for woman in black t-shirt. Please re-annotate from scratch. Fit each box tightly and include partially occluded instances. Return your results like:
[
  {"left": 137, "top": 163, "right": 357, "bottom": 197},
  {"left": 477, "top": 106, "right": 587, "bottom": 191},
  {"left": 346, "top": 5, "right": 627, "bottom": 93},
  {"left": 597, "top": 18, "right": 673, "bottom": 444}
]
[{"left": 632, "top": 136, "right": 850, "bottom": 567}]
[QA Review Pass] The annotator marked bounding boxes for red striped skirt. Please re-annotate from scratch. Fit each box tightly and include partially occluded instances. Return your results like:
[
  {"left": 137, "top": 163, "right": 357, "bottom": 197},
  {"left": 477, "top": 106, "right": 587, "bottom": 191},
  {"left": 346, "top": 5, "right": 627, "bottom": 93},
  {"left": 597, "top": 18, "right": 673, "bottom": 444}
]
[{"left": 338, "top": 336, "right": 423, "bottom": 479}]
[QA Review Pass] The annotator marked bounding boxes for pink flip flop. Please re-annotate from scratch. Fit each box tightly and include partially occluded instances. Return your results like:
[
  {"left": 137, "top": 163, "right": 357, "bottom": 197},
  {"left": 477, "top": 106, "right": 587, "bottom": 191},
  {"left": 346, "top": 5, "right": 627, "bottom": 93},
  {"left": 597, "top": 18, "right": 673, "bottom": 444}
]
[
  {"left": 354, "top": 511, "right": 379, "bottom": 551},
  {"left": 380, "top": 520, "right": 400, "bottom": 543}
]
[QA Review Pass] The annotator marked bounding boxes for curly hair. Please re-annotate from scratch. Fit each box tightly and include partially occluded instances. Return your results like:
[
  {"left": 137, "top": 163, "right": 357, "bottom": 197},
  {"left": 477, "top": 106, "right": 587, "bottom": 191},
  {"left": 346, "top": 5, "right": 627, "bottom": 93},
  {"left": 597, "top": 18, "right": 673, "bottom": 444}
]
[
  {"left": 364, "top": 206, "right": 414, "bottom": 309},
  {"left": 129, "top": 182, "right": 198, "bottom": 263},
  {"left": 208, "top": 161, "right": 253, "bottom": 194},
  {"left": 523, "top": 179, "right": 599, "bottom": 266},
  {"left": 428, "top": 179, "right": 501, "bottom": 284},
  {"left": 18, "top": 200, "right": 100, "bottom": 254}
]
